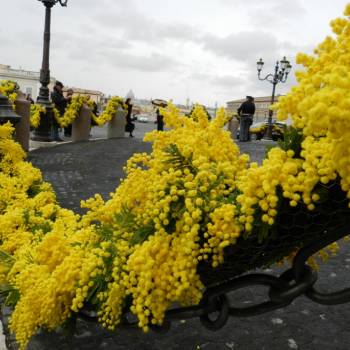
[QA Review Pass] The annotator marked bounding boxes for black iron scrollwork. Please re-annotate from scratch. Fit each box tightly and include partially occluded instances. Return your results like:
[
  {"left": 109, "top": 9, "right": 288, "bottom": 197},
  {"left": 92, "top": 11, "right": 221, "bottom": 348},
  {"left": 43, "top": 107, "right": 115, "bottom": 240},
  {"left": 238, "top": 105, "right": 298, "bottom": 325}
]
[
  {"left": 151, "top": 226, "right": 350, "bottom": 332},
  {"left": 77, "top": 224, "right": 350, "bottom": 333}
]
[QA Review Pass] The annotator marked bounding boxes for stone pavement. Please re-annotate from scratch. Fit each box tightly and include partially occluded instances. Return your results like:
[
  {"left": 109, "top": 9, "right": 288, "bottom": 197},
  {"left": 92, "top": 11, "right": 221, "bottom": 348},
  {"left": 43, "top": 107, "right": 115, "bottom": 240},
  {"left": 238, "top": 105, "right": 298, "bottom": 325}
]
[
  {"left": 29, "top": 138, "right": 152, "bottom": 214},
  {"left": 3, "top": 138, "right": 350, "bottom": 350}
]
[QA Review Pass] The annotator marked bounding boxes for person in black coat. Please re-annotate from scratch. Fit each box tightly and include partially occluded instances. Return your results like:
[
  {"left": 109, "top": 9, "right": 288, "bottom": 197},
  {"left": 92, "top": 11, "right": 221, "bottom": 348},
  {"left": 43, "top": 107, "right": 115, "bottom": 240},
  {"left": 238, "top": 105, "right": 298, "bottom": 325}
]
[
  {"left": 51, "top": 81, "right": 67, "bottom": 141},
  {"left": 156, "top": 108, "right": 164, "bottom": 131},
  {"left": 125, "top": 98, "right": 135, "bottom": 137},
  {"left": 26, "top": 94, "right": 34, "bottom": 104},
  {"left": 92, "top": 101, "right": 98, "bottom": 116},
  {"left": 237, "top": 96, "right": 255, "bottom": 142}
]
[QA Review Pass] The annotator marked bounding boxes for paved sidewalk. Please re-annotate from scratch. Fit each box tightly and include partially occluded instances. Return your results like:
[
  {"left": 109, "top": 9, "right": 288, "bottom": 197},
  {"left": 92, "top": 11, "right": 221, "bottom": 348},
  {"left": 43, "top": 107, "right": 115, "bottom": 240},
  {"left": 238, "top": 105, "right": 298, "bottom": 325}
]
[
  {"left": 29, "top": 138, "right": 152, "bottom": 214},
  {"left": 3, "top": 138, "right": 350, "bottom": 350}
]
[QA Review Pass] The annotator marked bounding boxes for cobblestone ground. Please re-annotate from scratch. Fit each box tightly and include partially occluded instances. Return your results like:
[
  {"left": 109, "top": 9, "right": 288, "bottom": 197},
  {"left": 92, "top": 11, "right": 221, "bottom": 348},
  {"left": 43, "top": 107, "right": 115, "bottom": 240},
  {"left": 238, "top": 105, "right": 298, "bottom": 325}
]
[{"left": 3, "top": 137, "right": 350, "bottom": 350}]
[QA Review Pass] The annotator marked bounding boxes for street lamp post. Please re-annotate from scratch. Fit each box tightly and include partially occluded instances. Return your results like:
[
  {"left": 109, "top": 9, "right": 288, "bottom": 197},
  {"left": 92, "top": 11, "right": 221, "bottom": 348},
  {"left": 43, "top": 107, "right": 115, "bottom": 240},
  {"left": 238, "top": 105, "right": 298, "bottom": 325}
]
[
  {"left": 0, "top": 93, "right": 21, "bottom": 125},
  {"left": 32, "top": 0, "right": 68, "bottom": 142},
  {"left": 257, "top": 57, "right": 292, "bottom": 139}
]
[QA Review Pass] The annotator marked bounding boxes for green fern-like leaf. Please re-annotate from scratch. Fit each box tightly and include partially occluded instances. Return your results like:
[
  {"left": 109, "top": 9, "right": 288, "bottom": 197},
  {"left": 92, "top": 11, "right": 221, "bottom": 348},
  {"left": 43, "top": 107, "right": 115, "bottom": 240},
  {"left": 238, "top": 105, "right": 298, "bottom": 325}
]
[
  {"left": 0, "top": 284, "right": 20, "bottom": 307},
  {"left": 113, "top": 206, "right": 136, "bottom": 230},
  {"left": 95, "top": 224, "right": 114, "bottom": 241},
  {"left": 27, "top": 180, "right": 43, "bottom": 198},
  {"left": 0, "top": 250, "right": 14, "bottom": 267},
  {"left": 163, "top": 144, "right": 196, "bottom": 173},
  {"left": 130, "top": 224, "right": 155, "bottom": 246},
  {"left": 22, "top": 209, "right": 30, "bottom": 226},
  {"left": 277, "top": 127, "right": 303, "bottom": 157},
  {"left": 30, "top": 222, "right": 52, "bottom": 235}
]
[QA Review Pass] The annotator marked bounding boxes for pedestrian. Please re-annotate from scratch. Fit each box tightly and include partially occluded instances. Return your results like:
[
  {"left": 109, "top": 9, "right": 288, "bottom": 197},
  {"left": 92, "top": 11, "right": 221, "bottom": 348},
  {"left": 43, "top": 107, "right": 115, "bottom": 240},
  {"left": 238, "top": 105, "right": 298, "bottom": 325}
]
[
  {"left": 51, "top": 81, "right": 68, "bottom": 142},
  {"left": 63, "top": 88, "right": 74, "bottom": 137},
  {"left": 237, "top": 96, "right": 255, "bottom": 142},
  {"left": 156, "top": 108, "right": 164, "bottom": 131},
  {"left": 92, "top": 100, "right": 98, "bottom": 116},
  {"left": 227, "top": 113, "right": 239, "bottom": 141},
  {"left": 125, "top": 98, "right": 135, "bottom": 137},
  {"left": 26, "top": 94, "right": 34, "bottom": 104}
]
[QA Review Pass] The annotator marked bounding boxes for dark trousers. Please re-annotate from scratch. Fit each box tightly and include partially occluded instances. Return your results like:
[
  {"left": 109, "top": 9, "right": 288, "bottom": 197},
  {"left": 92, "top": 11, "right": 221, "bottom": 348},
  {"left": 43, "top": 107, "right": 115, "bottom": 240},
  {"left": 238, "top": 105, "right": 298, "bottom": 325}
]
[
  {"left": 239, "top": 115, "right": 253, "bottom": 141},
  {"left": 64, "top": 124, "right": 72, "bottom": 137},
  {"left": 52, "top": 119, "right": 61, "bottom": 140},
  {"left": 157, "top": 121, "right": 164, "bottom": 131}
]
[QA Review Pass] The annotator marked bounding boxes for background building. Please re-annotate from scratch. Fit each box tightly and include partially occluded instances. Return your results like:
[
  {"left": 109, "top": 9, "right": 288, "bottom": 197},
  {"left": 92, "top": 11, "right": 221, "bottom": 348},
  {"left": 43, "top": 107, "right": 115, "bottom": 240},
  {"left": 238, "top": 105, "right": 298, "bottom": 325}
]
[
  {"left": 0, "top": 64, "right": 56, "bottom": 100},
  {"left": 62, "top": 87, "right": 103, "bottom": 104},
  {"left": 227, "top": 95, "right": 282, "bottom": 123}
]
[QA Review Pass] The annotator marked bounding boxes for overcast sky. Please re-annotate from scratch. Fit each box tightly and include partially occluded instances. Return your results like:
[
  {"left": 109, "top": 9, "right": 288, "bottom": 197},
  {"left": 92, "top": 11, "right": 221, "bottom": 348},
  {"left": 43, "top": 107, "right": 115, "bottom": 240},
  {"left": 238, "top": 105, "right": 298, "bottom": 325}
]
[{"left": 1, "top": 0, "right": 348, "bottom": 106}]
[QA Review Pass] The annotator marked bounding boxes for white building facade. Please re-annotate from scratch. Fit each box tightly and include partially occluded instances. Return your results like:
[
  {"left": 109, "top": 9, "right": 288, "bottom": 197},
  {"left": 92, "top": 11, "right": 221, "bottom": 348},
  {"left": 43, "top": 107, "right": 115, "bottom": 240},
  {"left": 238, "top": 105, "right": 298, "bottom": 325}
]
[{"left": 0, "top": 64, "right": 55, "bottom": 100}]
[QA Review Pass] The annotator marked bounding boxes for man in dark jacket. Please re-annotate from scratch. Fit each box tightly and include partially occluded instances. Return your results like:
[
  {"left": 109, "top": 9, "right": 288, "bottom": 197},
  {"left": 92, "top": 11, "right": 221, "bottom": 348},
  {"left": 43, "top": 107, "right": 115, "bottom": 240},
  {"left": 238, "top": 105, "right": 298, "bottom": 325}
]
[
  {"left": 156, "top": 108, "right": 164, "bottom": 131},
  {"left": 125, "top": 98, "right": 135, "bottom": 137},
  {"left": 237, "top": 96, "right": 255, "bottom": 142},
  {"left": 51, "top": 81, "right": 67, "bottom": 141}
]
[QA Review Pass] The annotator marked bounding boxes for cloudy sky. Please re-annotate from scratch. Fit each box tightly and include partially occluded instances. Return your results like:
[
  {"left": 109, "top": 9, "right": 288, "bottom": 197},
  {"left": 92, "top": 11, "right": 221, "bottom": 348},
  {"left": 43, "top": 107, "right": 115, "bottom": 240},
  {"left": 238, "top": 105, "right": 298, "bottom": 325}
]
[{"left": 1, "top": 0, "right": 348, "bottom": 106}]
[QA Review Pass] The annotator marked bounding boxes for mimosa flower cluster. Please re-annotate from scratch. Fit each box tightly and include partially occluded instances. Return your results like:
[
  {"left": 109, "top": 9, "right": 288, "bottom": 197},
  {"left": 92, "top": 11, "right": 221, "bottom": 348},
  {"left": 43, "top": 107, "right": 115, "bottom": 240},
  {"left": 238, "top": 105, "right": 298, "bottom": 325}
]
[
  {"left": 249, "top": 123, "right": 284, "bottom": 138},
  {"left": 29, "top": 104, "right": 46, "bottom": 128},
  {"left": 274, "top": 3, "right": 350, "bottom": 201},
  {"left": 249, "top": 124, "right": 266, "bottom": 134},
  {"left": 0, "top": 81, "right": 127, "bottom": 129},
  {"left": 0, "top": 4, "right": 350, "bottom": 350},
  {"left": 0, "top": 80, "right": 44, "bottom": 128},
  {"left": 54, "top": 96, "right": 126, "bottom": 128},
  {"left": 0, "top": 106, "right": 249, "bottom": 348},
  {"left": 81, "top": 103, "right": 248, "bottom": 330},
  {"left": 0, "top": 80, "right": 17, "bottom": 105},
  {"left": 90, "top": 96, "right": 127, "bottom": 126},
  {"left": 53, "top": 95, "right": 87, "bottom": 127}
]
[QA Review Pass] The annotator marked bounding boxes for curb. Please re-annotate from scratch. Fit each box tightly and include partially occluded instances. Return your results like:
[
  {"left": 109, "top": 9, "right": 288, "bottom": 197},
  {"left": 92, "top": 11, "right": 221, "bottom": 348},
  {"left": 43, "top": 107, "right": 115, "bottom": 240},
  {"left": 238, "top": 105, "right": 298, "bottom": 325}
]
[{"left": 28, "top": 137, "right": 111, "bottom": 152}]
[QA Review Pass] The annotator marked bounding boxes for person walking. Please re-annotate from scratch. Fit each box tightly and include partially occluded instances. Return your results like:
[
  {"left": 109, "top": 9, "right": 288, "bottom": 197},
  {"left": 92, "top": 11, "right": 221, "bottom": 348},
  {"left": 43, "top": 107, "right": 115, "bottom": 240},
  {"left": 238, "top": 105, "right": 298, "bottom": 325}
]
[
  {"left": 51, "top": 81, "right": 67, "bottom": 142},
  {"left": 92, "top": 101, "right": 98, "bottom": 116},
  {"left": 26, "top": 94, "right": 34, "bottom": 104},
  {"left": 125, "top": 98, "right": 135, "bottom": 137},
  {"left": 156, "top": 108, "right": 164, "bottom": 131},
  {"left": 237, "top": 96, "right": 255, "bottom": 142}
]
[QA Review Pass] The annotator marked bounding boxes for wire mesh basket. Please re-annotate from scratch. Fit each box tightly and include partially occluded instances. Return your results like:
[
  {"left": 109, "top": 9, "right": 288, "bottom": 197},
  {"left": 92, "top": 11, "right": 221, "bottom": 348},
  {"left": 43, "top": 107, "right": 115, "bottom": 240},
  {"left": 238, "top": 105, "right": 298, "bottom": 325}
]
[{"left": 198, "top": 181, "right": 350, "bottom": 287}]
